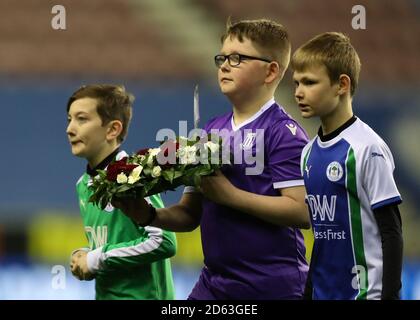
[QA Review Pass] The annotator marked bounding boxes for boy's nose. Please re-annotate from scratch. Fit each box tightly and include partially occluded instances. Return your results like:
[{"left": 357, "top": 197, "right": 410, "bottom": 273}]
[
  {"left": 66, "top": 122, "right": 75, "bottom": 135},
  {"left": 220, "top": 59, "right": 230, "bottom": 71},
  {"left": 295, "top": 87, "right": 304, "bottom": 100}
]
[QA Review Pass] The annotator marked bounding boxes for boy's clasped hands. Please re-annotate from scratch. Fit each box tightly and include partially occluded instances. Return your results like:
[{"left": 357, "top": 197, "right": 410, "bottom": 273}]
[{"left": 70, "top": 250, "right": 95, "bottom": 281}]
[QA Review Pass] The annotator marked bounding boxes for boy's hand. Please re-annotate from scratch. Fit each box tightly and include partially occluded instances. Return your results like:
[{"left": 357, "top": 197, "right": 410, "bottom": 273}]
[
  {"left": 70, "top": 250, "right": 83, "bottom": 277},
  {"left": 112, "top": 197, "right": 151, "bottom": 225},
  {"left": 200, "top": 170, "right": 234, "bottom": 205},
  {"left": 70, "top": 250, "right": 94, "bottom": 281}
]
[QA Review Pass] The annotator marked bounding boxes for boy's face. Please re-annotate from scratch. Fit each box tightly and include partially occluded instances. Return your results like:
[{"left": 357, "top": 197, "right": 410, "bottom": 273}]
[
  {"left": 66, "top": 97, "right": 112, "bottom": 166},
  {"left": 293, "top": 64, "right": 340, "bottom": 119},
  {"left": 217, "top": 36, "right": 270, "bottom": 99}
]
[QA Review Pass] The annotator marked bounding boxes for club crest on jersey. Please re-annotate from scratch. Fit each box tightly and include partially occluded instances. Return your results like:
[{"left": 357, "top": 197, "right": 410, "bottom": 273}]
[
  {"left": 104, "top": 203, "right": 114, "bottom": 212},
  {"left": 240, "top": 132, "right": 256, "bottom": 150},
  {"left": 326, "top": 161, "right": 343, "bottom": 182}
]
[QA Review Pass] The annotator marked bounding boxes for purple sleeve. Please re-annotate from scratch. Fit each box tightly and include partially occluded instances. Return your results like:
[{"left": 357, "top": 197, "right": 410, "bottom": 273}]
[{"left": 266, "top": 120, "right": 309, "bottom": 189}]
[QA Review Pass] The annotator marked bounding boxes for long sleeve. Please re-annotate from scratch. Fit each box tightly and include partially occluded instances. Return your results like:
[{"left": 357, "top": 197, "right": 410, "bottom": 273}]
[
  {"left": 373, "top": 204, "right": 403, "bottom": 300},
  {"left": 86, "top": 227, "right": 177, "bottom": 273}
]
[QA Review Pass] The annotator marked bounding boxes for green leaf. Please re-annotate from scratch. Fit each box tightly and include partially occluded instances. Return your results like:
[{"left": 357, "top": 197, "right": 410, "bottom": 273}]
[
  {"left": 143, "top": 167, "right": 152, "bottom": 176},
  {"left": 173, "top": 170, "right": 184, "bottom": 179},
  {"left": 116, "top": 184, "right": 133, "bottom": 193},
  {"left": 99, "top": 195, "right": 109, "bottom": 210},
  {"left": 193, "top": 174, "right": 201, "bottom": 187},
  {"left": 162, "top": 168, "right": 175, "bottom": 183}
]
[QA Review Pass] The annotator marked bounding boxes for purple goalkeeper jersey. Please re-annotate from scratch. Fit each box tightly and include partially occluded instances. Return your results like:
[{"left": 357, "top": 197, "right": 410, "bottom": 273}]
[{"left": 189, "top": 99, "right": 310, "bottom": 300}]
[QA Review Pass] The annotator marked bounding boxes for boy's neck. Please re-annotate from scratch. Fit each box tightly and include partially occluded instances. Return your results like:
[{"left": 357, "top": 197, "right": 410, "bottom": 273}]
[
  {"left": 87, "top": 143, "right": 120, "bottom": 170},
  {"left": 87, "top": 147, "right": 120, "bottom": 176},
  {"left": 320, "top": 98, "right": 353, "bottom": 136},
  {"left": 231, "top": 92, "right": 274, "bottom": 126}
]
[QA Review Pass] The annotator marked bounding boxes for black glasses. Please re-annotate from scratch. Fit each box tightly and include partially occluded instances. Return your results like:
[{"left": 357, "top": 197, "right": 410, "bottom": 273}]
[{"left": 214, "top": 53, "right": 272, "bottom": 68}]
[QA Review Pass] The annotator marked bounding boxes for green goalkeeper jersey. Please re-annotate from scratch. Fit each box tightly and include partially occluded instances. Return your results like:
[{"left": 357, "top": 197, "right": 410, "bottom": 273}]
[{"left": 75, "top": 158, "right": 177, "bottom": 300}]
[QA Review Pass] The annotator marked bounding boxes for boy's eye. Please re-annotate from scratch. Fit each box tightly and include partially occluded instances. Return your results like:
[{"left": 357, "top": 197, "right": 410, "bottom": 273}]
[{"left": 303, "top": 80, "right": 316, "bottom": 85}]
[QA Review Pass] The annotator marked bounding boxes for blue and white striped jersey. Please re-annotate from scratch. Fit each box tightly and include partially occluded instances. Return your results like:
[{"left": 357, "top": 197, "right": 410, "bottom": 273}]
[{"left": 301, "top": 117, "right": 402, "bottom": 300}]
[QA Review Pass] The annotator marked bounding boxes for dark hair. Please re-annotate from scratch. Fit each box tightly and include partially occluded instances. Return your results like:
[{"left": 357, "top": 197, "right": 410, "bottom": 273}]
[{"left": 67, "top": 84, "right": 134, "bottom": 142}]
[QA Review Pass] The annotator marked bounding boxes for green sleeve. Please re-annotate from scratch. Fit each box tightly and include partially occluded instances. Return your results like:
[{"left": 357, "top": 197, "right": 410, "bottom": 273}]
[
  {"left": 99, "top": 228, "right": 177, "bottom": 271},
  {"left": 86, "top": 194, "right": 177, "bottom": 272}
]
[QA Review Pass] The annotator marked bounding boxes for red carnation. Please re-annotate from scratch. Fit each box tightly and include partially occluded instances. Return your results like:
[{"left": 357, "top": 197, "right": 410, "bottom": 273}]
[
  {"left": 136, "top": 148, "right": 149, "bottom": 156},
  {"left": 106, "top": 158, "right": 137, "bottom": 181}
]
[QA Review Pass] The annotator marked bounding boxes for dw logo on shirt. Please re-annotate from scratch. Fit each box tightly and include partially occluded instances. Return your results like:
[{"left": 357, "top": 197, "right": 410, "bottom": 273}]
[
  {"left": 307, "top": 194, "right": 337, "bottom": 222},
  {"left": 85, "top": 226, "right": 108, "bottom": 248}
]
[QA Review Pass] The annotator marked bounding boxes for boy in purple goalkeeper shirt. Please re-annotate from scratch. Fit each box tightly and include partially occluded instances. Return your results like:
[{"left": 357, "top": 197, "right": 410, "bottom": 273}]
[{"left": 113, "top": 19, "right": 310, "bottom": 299}]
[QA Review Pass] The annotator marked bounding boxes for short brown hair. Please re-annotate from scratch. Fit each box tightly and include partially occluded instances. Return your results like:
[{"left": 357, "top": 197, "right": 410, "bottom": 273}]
[
  {"left": 291, "top": 32, "right": 361, "bottom": 96},
  {"left": 221, "top": 18, "right": 291, "bottom": 77},
  {"left": 67, "top": 84, "right": 134, "bottom": 143}
]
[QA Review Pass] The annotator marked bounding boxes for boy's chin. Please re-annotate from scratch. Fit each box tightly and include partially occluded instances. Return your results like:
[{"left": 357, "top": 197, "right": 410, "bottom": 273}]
[
  {"left": 300, "top": 111, "right": 314, "bottom": 119},
  {"left": 219, "top": 82, "right": 235, "bottom": 93},
  {"left": 219, "top": 86, "right": 231, "bottom": 94},
  {"left": 220, "top": 88, "right": 237, "bottom": 99},
  {"left": 70, "top": 148, "right": 85, "bottom": 158}
]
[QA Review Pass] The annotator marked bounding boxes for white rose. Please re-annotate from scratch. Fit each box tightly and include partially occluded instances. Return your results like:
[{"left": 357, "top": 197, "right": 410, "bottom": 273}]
[
  {"left": 178, "top": 146, "right": 197, "bottom": 164},
  {"left": 116, "top": 172, "right": 128, "bottom": 184},
  {"left": 205, "top": 141, "right": 219, "bottom": 153},
  {"left": 131, "top": 165, "right": 143, "bottom": 179},
  {"left": 189, "top": 145, "right": 197, "bottom": 153},
  {"left": 127, "top": 165, "right": 142, "bottom": 184},
  {"left": 179, "top": 147, "right": 196, "bottom": 164},
  {"left": 177, "top": 136, "right": 188, "bottom": 149},
  {"left": 148, "top": 148, "right": 161, "bottom": 157},
  {"left": 147, "top": 155, "right": 154, "bottom": 167},
  {"left": 188, "top": 153, "right": 197, "bottom": 164},
  {"left": 128, "top": 176, "right": 139, "bottom": 184},
  {"left": 151, "top": 166, "right": 162, "bottom": 178}
]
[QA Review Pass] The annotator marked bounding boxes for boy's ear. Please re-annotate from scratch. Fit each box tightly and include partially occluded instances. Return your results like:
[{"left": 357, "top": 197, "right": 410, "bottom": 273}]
[
  {"left": 106, "top": 120, "right": 123, "bottom": 141},
  {"left": 337, "top": 74, "right": 351, "bottom": 96},
  {"left": 265, "top": 61, "right": 281, "bottom": 84}
]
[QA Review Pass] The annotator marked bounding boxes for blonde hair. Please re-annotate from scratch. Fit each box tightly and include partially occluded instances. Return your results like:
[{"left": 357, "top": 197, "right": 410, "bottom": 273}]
[
  {"left": 291, "top": 32, "right": 361, "bottom": 96},
  {"left": 221, "top": 18, "right": 291, "bottom": 77}
]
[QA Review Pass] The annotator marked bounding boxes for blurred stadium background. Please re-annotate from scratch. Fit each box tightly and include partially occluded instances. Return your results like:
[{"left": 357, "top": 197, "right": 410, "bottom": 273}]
[{"left": 0, "top": 0, "right": 419, "bottom": 299}]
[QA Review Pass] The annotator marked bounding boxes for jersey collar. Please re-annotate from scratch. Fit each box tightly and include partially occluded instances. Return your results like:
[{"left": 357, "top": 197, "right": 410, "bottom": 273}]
[
  {"left": 86, "top": 148, "right": 120, "bottom": 177},
  {"left": 318, "top": 115, "right": 357, "bottom": 142},
  {"left": 230, "top": 97, "right": 275, "bottom": 131}
]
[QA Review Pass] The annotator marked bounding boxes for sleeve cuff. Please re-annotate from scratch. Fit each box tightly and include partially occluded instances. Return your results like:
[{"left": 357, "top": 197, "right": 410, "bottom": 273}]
[
  {"left": 86, "top": 247, "right": 104, "bottom": 273},
  {"left": 371, "top": 196, "right": 402, "bottom": 210},
  {"left": 273, "top": 179, "right": 304, "bottom": 189},
  {"left": 183, "top": 186, "right": 198, "bottom": 193}
]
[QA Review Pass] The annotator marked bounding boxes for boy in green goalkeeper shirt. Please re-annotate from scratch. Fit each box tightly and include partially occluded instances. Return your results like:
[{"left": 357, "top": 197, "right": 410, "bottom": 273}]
[{"left": 66, "top": 84, "right": 176, "bottom": 300}]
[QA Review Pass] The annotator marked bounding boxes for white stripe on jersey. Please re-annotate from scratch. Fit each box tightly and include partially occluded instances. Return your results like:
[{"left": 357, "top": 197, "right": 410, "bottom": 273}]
[
  {"left": 273, "top": 179, "right": 305, "bottom": 189},
  {"left": 87, "top": 226, "right": 164, "bottom": 272}
]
